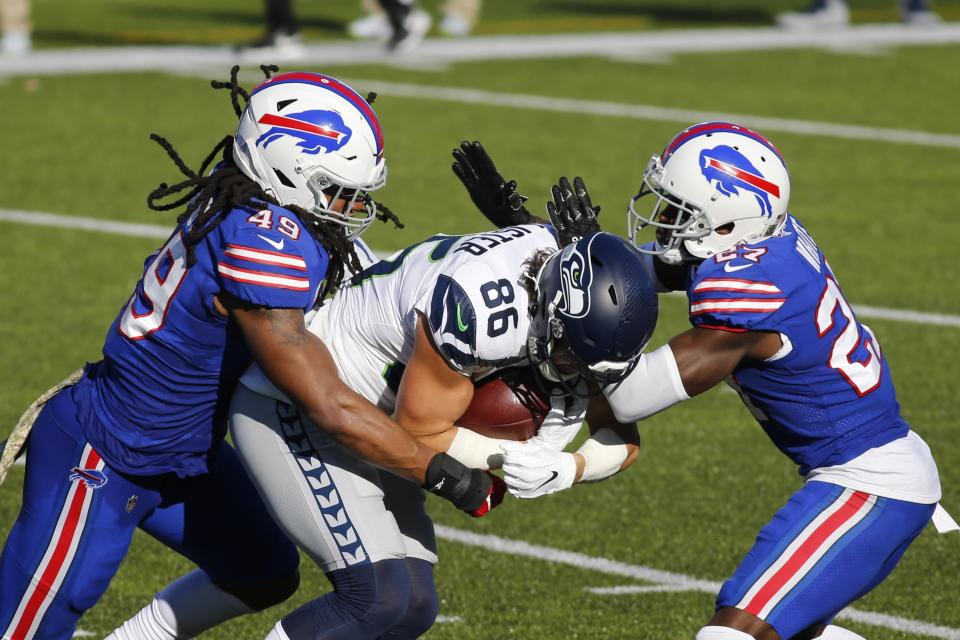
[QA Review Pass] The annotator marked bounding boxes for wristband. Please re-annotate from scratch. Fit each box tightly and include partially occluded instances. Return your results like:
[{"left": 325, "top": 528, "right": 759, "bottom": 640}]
[
  {"left": 576, "top": 428, "right": 629, "bottom": 482},
  {"left": 424, "top": 452, "right": 491, "bottom": 512},
  {"left": 446, "top": 427, "right": 506, "bottom": 470}
]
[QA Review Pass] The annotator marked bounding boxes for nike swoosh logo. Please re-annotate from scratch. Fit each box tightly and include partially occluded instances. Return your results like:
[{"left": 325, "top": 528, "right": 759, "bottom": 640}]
[
  {"left": 723, "top": 262, "right": 753, "bottom": 273},
  {"left": 257, "top": 234, "right": 285, "bottom": 251},
  {"left": 456, "top": 302, "right": 469, "bottom": 332},
  {"left": 535, "top": 470, "right": 559, "bottom": 490}
]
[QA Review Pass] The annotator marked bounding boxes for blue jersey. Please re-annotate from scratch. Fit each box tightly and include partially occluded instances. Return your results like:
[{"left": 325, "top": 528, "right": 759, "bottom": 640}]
[
  {"left": 686, "top": 215, "right": 907, "bottom": 474},
  {"left": 75, "top": 202, "right": 330, "bottom": 477}
]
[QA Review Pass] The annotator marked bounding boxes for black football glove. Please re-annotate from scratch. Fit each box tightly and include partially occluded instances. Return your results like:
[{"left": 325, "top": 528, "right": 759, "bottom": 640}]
[
  {"left": 452, "top": 140, "right": 534, "bottom": 228},
  {"left": 546, "top": 176, "right": 602, "bottom": 247}
]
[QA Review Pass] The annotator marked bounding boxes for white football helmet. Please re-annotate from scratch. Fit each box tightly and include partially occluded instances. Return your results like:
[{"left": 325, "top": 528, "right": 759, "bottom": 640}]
[
  {"left": 234, "top": 72, "right": 386, "bottom": 239},
  {"left": 628, "top": 122, "right": 790, "bottom": 264}
]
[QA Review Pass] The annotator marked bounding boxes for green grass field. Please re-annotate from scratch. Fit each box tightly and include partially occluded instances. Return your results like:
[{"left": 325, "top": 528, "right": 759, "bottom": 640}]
[{"left": 2, "top": 3, "right": 960, "bottom": 638}]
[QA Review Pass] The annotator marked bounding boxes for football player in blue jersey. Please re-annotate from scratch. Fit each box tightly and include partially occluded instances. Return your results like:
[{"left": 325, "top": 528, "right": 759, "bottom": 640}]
[
  {"left": 0, "top": 67, "right": 501, "bottom": 640},
  {"left": 457, "top": 128, "right": 946, "bottom": 640}
]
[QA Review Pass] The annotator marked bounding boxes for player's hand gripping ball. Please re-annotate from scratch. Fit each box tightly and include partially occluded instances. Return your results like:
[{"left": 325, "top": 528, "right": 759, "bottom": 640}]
[{"left": 456, "top": 369, "right": 551, "bottom": 441}]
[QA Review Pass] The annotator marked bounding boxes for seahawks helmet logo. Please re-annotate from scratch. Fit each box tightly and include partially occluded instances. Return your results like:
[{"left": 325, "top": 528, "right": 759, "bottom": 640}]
[{"left": 558, "top": 246, "right": 592, "bottom": 318}]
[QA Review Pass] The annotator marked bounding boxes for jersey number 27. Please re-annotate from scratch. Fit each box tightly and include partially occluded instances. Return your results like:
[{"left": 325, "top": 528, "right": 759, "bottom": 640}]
[{"left": 815, "top": 277, "right": 883, "bottom": 396}]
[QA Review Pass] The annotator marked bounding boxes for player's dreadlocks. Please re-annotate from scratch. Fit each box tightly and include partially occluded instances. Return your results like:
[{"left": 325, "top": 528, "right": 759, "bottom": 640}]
[
  {"left": 519, "top": 248, "right": 557, "bottom": 302},
  {"left": 146, "top": 65, "right": 402, "bottom": 305}
]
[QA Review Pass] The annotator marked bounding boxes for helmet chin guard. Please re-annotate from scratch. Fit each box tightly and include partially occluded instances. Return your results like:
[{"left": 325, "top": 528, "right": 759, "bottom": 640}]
[
  {"left": 233, "top": 72, "right": 387, "bottom": 239},
  {"left": 526, "top": 233, "right": 659, "bottom": 396},
  {"left": 628, "top": 122, "right": 790, "bottom": 263}
]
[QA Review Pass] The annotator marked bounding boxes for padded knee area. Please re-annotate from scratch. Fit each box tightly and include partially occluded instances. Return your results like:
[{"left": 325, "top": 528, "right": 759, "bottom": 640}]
[
  {"left": 381, "top": 559, "right": 439, "bottom": 639},
  {"left": 696, "top": 626, "right": 756, "bottom": 640},
  {"left": 215, "top": 529, "right": 301, "bottom": 610},
  {"left": 281, "top": 559, "right": 411, "bottom": 640},
  {"left": 396, "top": 578, "right": 438, "bottom": 637},
  {"left": 229, "top": 567, "right": 301, "bottom": 610}
]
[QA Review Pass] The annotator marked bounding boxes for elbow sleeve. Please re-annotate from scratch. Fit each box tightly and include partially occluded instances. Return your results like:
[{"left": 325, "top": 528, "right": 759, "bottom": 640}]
[{"left": 604, "top": 344, "right": 689, "bottom": 422}]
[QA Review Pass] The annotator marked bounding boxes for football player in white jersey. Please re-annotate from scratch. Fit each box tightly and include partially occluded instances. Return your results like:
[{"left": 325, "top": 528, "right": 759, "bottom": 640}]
[
  {"left": 458, "top": 128, "right": 947, "bottom": 640},
  {"left": 227, "top": 201, "right": 660, "bottom": 640}
]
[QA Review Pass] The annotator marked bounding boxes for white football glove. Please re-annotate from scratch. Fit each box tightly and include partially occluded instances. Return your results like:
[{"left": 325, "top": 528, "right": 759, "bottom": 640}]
[
  {"left": 500, "top": 441, "right": 577, "bottom": 499},
  {"left": 525, "top": 393, "right": 587, "bottom": 451}
]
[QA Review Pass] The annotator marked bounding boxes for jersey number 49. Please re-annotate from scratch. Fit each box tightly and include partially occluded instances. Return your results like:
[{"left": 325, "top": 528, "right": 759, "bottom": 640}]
[{"left": 120, "top": 233, "right": 189, "bottom": 340}]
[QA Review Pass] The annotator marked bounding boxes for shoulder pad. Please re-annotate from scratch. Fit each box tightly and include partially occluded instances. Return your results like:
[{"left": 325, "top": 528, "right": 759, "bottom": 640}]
[
  {"left": 213, "top": 205, "right": 328, "bottom": 310},
  {"left": 428, "top": 274, "right": 480, "bottom": 373},
  {"left": 689, "top": 248, "right": 786, "bottom": 331}
]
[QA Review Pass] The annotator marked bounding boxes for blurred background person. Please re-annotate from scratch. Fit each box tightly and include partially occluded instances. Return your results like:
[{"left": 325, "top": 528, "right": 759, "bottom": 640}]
[
  {"left": 240, "top": 0, "right": 304, "bottom": 53},
  {"left": 348, "top": 0, "right": 482, "bottom": 51},
  {"left": 0, "top": 0, "right": 30, "bottom": 56},
  {"left": 777, "top": 0, "right": 941, "bottom": 28}
]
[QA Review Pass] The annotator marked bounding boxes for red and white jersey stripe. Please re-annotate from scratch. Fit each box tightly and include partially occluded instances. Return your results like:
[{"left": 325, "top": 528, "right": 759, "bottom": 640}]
[
  {"left": 217, "top": 263, "right": 311, "bottom": 291},
  {"left": 2, "top": 445, "right": 105, "bottom": 640},
  {"left": 223, "top": 244, "right": 307, "bottom": 271},
  {"left": 735, "top": 488, "right": 877, "bottom": 620},
  {"left": 692, "top": 278, "right": 782, "bottom": 295},
  {"left": 690, "top": 298, "right": 786, "bottom": 316}
]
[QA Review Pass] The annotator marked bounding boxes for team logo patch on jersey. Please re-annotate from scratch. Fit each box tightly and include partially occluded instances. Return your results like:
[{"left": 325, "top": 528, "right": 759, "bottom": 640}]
[
  {"left": 69, "top": 467, "right": 108, "bottom": 489},
  {"left": 256, "top": 110, "right": 353, "bottom": 155},
  {"left": 699, "top": 145, "right": 781, "bottom": 216},
  {"left": 558, "top": 247, "right": 593, "bottom": 318}
]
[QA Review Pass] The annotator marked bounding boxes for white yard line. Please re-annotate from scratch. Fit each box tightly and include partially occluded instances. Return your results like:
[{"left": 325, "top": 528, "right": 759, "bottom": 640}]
[
  {"left": 338, "top": 78, "right": 960, "bottom": 150},
  {"left": 434, "top": 525, "right": 960, "bottom": 639},
  {"left": 5, "top": 28, "right": 960, "bottom": 155},
  {"left": 4, "top": 208, "right": 958, "bottom": 329},
  {"left": 849, "top": 305, "right": 960, "bottom": 328},
  {"left": 0, "top": 209, "right": 171, "bottom": 239},
  {"left": 209, "top": 69, "right": 960, "bottom": 151},
  {"left": 3, "top": 23, "right": 960, "bottom": 78},
  {"left": 587, "top": 584, "right": 716, "bottom": 595}
]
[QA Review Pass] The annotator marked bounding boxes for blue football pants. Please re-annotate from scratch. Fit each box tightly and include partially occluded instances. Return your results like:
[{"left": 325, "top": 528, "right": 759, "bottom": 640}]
[
  {"left": 0, "top": 386, "right": 299, "bottom": 640},
  {"left": 716, "top": 480, "right": 934, "bottom": 639}
]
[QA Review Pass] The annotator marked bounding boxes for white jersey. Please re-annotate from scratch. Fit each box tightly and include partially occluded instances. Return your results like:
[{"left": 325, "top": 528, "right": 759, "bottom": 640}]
[{"left": 241, "top": 224, "right": 559, "bottom": 411}]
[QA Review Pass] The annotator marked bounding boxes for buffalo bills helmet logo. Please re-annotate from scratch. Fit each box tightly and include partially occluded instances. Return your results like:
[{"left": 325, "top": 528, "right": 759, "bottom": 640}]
[
  {"left": 256, "top": 110, "right": 353, "bottom": 155},
  {"left": 69, "top": 467, "right": 108, "bottom": 489},
  {"left": 699, "top": 145, "right": 782, "bottom": 217},
  {"left": 558, "top": 248, "right": 593, "bottom": 318}
]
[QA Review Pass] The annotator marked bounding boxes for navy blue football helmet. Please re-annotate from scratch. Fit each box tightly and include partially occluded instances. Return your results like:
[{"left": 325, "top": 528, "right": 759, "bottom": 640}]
[{"left": 527, "top": 232, "right": 659, "bottom": 393}]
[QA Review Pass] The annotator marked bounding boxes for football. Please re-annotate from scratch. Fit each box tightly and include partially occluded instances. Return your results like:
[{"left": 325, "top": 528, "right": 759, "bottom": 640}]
[{"left": 456, "top": 369, "right": 551, "bottom": 441}]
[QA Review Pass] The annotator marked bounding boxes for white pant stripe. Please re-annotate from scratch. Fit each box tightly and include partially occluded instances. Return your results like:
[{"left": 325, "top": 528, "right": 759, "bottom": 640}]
[
  {"left": 735, "top": 489, "right": 877, "bottom": 619},
  {"left": 2, "top": 444, "right": 104, "bottom": 640}
]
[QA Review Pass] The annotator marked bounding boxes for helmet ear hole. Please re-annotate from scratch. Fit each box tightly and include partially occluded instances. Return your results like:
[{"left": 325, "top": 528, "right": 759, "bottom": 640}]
[
  {"left": 273, "top": 169, "right": 295, "bottom": 188},
  {"left": 607, "top": 285, "right": 618, "bottom": 306}
]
